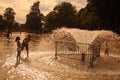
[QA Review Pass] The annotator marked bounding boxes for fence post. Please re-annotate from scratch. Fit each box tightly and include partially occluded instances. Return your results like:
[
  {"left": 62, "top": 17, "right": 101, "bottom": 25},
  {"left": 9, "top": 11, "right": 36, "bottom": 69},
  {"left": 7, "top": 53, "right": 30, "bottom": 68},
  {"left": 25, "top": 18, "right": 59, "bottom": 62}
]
[
  {"left": 89, "top": 54, "right": 94, "bottom": 67},
  {"left": 55, "top": 41, "right": 57, "bottom": 59},
  {"left": 89, "top": 44, "right": 94, "bottom": 67},
  {"left": 98, "top": 44, "right": 101, "bottom": 57},
  {"left": 81, "top": 53, "right": 85, "bottom": 63}
]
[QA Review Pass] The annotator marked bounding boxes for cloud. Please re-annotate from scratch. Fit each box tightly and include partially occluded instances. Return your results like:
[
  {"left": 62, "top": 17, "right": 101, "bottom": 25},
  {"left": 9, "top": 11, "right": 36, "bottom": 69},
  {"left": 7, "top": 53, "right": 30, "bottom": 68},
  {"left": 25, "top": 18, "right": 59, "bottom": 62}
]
[{"left": 0, "top": 0, "right": 87, "bottom": 24}]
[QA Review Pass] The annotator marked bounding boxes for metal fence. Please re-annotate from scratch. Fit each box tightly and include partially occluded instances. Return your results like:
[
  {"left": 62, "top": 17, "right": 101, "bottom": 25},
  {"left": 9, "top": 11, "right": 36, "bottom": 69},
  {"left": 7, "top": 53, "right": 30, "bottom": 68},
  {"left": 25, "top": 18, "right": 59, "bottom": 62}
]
[{"left": 55, "top": 40, "right": 100, "bottom": 67}]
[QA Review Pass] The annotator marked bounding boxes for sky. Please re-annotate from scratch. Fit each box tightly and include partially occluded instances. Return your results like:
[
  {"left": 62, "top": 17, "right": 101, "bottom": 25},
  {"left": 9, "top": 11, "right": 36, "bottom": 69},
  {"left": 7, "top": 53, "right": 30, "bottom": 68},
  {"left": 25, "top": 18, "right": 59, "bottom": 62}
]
[{"left": 0, "top": 0, "right": 87, "bottom": 24}]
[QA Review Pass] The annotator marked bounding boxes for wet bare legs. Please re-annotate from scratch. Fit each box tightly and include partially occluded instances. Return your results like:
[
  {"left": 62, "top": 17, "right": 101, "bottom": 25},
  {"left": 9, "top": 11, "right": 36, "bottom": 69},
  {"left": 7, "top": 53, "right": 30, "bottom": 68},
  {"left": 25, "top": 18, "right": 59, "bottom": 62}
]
[{"left": 16, "top": 51, "right": 21, "bottom": 63}]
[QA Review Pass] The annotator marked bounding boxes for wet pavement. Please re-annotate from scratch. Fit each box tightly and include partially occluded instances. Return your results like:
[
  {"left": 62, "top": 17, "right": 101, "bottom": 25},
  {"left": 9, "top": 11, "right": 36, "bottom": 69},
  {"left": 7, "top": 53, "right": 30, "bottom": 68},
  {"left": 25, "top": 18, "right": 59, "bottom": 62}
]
[{"left": 0, "top": 32, "right": 120, "bottom": 80}]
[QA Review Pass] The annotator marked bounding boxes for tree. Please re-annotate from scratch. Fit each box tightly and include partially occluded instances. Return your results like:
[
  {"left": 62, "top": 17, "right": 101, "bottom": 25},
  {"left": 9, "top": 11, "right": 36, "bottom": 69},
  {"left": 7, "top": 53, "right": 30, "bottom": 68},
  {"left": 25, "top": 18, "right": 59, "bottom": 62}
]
[
  {"left": 45, "top": 2, "right": 77, "bottom": 32},
  {"left": 3, "top": 7, "right": 16, "bottom": 30},
  {"left": 44, "top": 11, "right": 58, "bottom": 32},
  {"left": 54, "top": 2, "right": 77, "bottom": 28},
  {"left": 25, "top": 1, "right": 42, "bottom": 33},
  {"left": 87, "top": 0, "right": 120, "bottom": 34},
  {"left": 77, "top": 3, "right": 101, "bottom": 30}
]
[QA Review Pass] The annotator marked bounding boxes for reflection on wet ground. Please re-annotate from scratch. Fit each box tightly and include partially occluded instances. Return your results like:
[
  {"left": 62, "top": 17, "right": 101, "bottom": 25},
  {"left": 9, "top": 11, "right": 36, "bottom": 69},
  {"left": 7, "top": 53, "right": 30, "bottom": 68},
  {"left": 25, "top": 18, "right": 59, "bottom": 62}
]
[
  {"left": 2, "top": 51, "right": 91, "bottom": 80},
  {"left": 0, "top": 32, "right": 90, "bottom": 80},
  {"left": 0, "top": 32, "right": 120, "bottom": 80},
  {"left": 0, "top": 32, "right": 55, "bottom": 80}
]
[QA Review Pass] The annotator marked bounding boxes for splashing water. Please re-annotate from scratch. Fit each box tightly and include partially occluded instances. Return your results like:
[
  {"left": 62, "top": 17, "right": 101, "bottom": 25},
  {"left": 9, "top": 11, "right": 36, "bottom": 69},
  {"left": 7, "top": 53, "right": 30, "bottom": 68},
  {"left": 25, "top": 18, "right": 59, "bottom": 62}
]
[{"left": 1, "top": 28, "right": 120, "bottom": 80}]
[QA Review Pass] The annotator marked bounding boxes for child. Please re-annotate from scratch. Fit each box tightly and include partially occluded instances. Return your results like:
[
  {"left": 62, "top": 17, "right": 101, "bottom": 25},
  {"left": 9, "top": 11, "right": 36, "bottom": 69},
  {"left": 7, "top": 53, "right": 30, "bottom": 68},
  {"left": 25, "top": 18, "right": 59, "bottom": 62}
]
[
  {"left": 6, "top": 29, "right": 12, "bottom": 39},
  {"left": 104, "top": 43, "right": 109, "bottom": 56},
  {"left": 22, "top": 35, "right": 31, "bottom": 59},
  {"left": 15, "top": 36, "right": 22, "bottom": 63}
]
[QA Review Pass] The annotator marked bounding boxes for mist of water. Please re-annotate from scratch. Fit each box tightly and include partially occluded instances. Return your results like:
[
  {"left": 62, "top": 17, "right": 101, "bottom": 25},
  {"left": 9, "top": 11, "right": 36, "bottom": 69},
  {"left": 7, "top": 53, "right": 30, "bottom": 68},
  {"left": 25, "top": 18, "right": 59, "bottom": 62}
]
[{"left": 1, "top": 28, "right": 120, "bottom": 80}]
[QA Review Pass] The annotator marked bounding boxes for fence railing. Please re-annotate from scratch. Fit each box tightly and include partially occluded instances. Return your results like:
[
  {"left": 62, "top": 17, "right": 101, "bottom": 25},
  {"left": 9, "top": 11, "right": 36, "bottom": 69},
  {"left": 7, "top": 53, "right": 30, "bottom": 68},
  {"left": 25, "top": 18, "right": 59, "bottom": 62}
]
[{"left": 55, "top": 40, "right": 100, "bottom": 67}]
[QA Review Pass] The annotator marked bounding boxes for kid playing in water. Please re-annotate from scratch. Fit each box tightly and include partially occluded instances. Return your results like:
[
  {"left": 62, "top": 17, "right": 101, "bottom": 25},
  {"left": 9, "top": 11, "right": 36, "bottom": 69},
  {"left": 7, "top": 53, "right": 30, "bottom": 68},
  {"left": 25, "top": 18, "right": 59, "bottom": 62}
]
[
  {"left": 6, "top": 29, "right": 12, "bottom": 39},
  {"left": 104, "top": 43, "right": 109, "bottom": 56},
  {"left": 15, "top": 36, "right": 22, "bottom": 63},
  {"left": 22, "top": 35, "right": 31, "bottom": 59}
]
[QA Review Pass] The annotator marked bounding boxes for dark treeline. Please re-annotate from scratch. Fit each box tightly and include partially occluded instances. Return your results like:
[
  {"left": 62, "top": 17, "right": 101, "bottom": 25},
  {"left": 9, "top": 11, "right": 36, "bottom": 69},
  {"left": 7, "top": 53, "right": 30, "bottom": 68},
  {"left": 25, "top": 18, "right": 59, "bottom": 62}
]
[
  {"left": 25, "top": 1, "right": 43, "bottom": 33},
  {"left": 0, "top": 7, "right": 20, "bottom": 32},
  {"left": 0, "top": 1, "right": 120, "bottom": 34},
  {"left": 87, "top": 0, "right": 120, "bottom": 34}
]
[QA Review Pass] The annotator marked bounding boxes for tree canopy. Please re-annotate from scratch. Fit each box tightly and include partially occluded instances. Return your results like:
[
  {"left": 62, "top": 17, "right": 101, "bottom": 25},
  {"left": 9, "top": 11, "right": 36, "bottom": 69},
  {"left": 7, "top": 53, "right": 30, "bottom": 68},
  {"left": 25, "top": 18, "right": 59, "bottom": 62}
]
[
  {"left": 45, "top": 2, "right": 78, "bottom": 32},
  {"left": 77, "top": 3, "right": 100, "bottom": 30},
  {"left": 54, "top": 2, "right": 77, "bottom": 27},
  {"left": 3, "top": 7, "right": 16, "bottom": 29},
  {"left": 87, "top": 0, "right": 120, "bottom": 33},
  {"left": 25, "top": 1, "right": 42, "bottom": 33},
  {"left": 0, "top": 1, "right": 119, "bottom": 34}
]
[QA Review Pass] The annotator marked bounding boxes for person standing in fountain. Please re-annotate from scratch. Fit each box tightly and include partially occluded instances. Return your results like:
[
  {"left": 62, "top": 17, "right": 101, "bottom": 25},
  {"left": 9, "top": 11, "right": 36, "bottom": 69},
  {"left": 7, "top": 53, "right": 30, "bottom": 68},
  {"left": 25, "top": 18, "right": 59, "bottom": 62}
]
[
  {"left": 22, "top": 35, "right": 31, "bottom": 59},
  {"left": 104, "top": 43, "right": 109, "bottom": 56},
  {"left": 15, "top": 36, "right": 22, "bottom": 63},
  {"left": 6, "top": 29, "right": 12, "bottom": 39}
]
